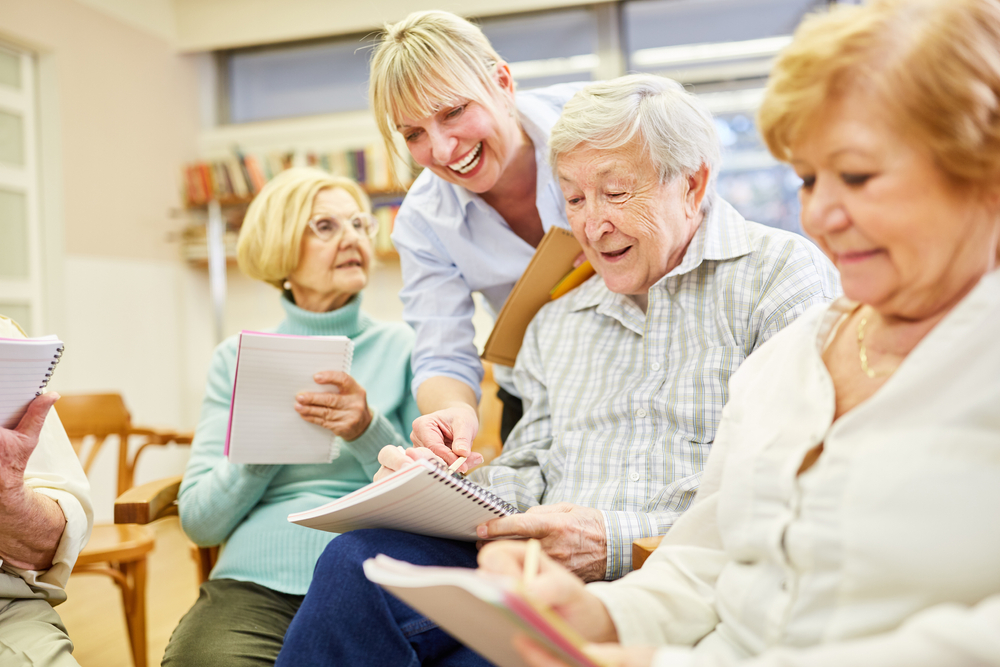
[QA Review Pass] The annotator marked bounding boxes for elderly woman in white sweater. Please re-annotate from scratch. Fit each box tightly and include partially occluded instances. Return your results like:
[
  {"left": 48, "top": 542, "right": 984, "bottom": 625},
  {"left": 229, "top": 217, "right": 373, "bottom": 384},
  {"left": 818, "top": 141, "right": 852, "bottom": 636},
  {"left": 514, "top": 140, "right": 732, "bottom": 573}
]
[{"left": 478, "top": 1, "right": 1000, "bottom": 665}]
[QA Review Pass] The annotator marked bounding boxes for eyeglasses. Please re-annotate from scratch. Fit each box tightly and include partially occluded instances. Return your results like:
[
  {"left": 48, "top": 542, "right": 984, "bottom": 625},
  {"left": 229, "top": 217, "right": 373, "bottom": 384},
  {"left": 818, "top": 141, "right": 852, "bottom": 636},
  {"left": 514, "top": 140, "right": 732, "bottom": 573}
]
[{"left": 307, "top": 212, "right": 378, "bottom": 241}]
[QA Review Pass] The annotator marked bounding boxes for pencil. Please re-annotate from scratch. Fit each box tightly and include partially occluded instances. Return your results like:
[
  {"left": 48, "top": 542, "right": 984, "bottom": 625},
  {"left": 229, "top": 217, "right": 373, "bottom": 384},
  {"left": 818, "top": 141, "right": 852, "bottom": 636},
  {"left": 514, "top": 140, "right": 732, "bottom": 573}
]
[
  {"left": 448, "top": 456, "right": 467, "bottom": 475},
  {"left": 523, "top": 538, "right": 541, "bottom": 589}
]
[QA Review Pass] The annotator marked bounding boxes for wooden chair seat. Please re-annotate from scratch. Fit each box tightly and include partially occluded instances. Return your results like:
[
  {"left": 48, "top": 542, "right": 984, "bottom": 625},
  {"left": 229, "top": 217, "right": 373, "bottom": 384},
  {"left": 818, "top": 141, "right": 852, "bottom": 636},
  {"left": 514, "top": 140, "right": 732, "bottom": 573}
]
[{"left": 76, "top": 524, "right": 155, "bottom": 565}]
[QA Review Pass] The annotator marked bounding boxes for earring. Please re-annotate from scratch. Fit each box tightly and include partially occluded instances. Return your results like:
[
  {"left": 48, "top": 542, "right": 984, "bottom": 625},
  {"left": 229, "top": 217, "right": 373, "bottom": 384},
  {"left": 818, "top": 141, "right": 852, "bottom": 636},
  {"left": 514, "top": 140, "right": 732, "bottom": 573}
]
[{"left": 283, "top": 280, "right": 292, "bottom": 290}]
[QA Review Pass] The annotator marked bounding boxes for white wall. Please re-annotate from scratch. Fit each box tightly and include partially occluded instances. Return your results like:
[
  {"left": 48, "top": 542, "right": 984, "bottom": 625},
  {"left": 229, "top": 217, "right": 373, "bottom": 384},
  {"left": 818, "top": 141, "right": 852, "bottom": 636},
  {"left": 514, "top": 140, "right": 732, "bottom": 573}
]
[
  {"left": 174, "top": 0, "right": 602, "bottom": 51},
  {"left": 0, "top": 0, "right": 202, "bottom": 521}
]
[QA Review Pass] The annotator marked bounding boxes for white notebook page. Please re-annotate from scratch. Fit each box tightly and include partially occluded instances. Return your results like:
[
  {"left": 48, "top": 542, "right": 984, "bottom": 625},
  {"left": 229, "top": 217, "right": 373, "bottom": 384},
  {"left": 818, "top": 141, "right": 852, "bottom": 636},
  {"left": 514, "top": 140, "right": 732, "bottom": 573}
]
[
  {"left": 0, "top": 336, "right": 64, "bottom": 430},
  {"left": 288, "top": 459, "right": 518, "bottom": 540},
  {"left": 226, "top": 332, "right": 353, "bottom": 464}
]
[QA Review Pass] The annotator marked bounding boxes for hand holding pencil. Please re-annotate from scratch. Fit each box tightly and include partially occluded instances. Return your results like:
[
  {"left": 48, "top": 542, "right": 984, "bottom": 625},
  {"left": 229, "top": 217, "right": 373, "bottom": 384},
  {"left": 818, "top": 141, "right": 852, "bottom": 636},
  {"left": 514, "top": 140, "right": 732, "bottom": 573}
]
[{"left": 476, "top": 540, "right": 618, "bottom": 646}]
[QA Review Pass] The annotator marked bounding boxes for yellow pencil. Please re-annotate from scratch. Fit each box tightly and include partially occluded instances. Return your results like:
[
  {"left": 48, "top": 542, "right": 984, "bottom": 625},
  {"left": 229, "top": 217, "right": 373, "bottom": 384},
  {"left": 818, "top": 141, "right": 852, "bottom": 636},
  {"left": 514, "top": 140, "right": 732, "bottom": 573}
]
[{"left": 549, "top": 261, "right": 596, "bottom": 300}]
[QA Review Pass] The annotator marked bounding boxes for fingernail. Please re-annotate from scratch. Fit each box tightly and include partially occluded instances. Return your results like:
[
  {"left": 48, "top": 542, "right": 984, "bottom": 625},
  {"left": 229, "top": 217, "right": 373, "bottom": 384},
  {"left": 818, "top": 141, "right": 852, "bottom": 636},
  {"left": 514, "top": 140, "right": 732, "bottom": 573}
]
[{"left": 476, "top": 525, "right": 488, "bottom": 539}]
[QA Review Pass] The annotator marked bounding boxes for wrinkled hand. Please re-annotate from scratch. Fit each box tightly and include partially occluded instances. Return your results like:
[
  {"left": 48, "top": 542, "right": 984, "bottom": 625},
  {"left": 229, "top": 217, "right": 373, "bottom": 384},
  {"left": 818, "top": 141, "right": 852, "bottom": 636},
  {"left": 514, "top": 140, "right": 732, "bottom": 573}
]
[
  {"left": 409, "top": 405, "right": 484, "bottom": 471},
  {"left": 0, "top": 393, "right": 59, "bottom": 497},
  {"left": 373, "top": 445, "right": 446, "bottom": 482},
  {"left": 295, "top": 371, "right": 372, "bottom": 441},
  {"left": 513, "top": 636, "right": 657, "bottom": 667},
  {"left": 477, "top": 503, "right": 607, "bottom": 582}
]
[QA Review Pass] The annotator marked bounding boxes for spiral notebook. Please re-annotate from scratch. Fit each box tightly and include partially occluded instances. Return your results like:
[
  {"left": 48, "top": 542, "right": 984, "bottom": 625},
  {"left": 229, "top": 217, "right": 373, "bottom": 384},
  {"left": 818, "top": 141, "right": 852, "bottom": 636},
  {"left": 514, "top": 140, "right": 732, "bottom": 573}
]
[
  {"left": 364, "top": 555, "right": 607, "bottom": 667},
  {"left": 288, "top": 458, "right": 520, "bottom": 540},
  {"left": 225, "top": 331, "right": 354, "bottom": 464},
  {"left": 0, "top": 335, "right": 64, "bottom": 430}
]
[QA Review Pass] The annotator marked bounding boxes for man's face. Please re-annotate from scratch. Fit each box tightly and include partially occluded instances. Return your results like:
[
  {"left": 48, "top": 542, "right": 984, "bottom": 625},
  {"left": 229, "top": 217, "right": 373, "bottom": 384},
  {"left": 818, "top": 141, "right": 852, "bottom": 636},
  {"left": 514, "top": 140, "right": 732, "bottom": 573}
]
[{"left": 557, "top": 140, "right": 706, "bottom": 295}]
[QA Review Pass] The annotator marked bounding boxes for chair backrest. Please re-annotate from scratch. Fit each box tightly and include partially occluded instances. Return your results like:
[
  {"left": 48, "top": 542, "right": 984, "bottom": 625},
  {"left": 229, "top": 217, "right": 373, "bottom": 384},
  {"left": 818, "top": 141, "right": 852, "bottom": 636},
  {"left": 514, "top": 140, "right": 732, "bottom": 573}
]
[{"left": 57, "top": 393, "right": 134, "bottom": 496}]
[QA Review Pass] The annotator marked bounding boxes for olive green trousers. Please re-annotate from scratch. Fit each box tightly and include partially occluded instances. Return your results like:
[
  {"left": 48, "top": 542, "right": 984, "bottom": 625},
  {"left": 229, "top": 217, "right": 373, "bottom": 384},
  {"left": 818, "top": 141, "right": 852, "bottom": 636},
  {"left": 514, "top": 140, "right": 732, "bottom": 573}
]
[{"left": 161, "top": 579, "right": 304, "bottom": 667}]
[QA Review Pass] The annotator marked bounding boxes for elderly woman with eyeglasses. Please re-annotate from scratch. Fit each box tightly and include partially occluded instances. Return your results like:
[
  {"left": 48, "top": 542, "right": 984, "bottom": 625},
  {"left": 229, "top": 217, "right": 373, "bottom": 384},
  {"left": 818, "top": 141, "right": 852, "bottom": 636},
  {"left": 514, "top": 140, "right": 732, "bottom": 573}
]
[{"left": 161, "top": 168, "right": 420, "bottom": 667}]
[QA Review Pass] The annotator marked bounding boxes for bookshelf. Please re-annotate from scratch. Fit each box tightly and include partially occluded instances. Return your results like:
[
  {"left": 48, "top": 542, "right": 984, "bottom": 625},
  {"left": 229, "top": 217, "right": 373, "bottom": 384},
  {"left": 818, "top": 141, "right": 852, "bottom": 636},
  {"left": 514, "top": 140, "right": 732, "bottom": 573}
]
[{"left": 179, "top": 144, "right": 414, "bottom": 265}]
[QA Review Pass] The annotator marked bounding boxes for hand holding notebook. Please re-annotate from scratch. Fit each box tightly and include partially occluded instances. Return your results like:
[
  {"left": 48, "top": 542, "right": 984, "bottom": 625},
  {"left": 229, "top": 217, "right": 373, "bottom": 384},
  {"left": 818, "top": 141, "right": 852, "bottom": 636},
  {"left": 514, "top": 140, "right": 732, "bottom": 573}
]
[
  {"left": 362, "top": 553, "right": 609, "bottom": 667},
  {"left": 225, "top": 331, "right": 354, "bottom": 464},
  {"left": 0, "top": 335, "right": 64, "bottom": 430}
]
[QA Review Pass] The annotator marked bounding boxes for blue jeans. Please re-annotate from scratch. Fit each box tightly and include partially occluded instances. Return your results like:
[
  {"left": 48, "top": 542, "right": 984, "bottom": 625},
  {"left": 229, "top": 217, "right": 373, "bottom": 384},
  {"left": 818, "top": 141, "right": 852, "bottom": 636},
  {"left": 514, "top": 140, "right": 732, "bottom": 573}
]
[{"left": 275, "top": 529, "right": 493, "bottom": 667}]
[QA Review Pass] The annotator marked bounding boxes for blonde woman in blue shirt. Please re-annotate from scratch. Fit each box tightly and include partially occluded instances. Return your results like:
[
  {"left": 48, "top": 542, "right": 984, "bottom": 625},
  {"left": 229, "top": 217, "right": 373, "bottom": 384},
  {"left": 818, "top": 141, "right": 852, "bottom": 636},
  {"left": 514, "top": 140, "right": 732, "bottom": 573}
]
[{"left": 370, "top": 10, "right": 584, "bottom": 461}]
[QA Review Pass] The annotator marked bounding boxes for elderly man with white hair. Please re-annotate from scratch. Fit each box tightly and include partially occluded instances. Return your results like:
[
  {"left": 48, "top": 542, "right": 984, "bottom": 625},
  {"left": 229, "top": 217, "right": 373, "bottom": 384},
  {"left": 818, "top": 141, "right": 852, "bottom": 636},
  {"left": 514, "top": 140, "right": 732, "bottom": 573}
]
[{"left": 275, "top": 74, "right": 840, "bottom": 667}]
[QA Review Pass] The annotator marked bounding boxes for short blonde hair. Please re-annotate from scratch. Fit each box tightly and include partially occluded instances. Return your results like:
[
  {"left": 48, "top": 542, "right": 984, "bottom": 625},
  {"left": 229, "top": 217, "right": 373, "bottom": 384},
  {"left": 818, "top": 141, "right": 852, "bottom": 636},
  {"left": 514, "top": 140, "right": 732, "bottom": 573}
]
[
  {"left": 369, "top": 11, "right": 510, "bottom": 184},
  {"left": 237, "top": 167, "right": 371, "bottom": 289},
  {"left": 759, "top": 0, "right": 1000, "bottom": 188}
]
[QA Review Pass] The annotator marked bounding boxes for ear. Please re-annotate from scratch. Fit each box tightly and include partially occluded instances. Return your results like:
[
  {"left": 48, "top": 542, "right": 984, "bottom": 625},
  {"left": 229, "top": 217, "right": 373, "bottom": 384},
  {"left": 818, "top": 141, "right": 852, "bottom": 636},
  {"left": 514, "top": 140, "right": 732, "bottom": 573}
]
[
  {"left": 494, "top": 61, "right": 515, "bottom": 95},
  {"left": 684, "top": 163, "right": 711, "bottom": 219}
]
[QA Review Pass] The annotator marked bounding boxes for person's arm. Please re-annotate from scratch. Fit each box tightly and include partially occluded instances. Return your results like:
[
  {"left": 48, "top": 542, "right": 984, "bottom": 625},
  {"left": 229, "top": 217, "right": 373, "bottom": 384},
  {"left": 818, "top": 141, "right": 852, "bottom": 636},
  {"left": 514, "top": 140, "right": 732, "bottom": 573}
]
[
  {"left": 178, "top": 340, "right": 282, "bottom": 547},
  {"left": 412, "top": 376, "right": 480, "bottom": 461},
  {"left": 0, "top": 393, "right": 66, "bottom": 570},
  {"left": 393, "top": 206, "right": 486, "bottom": 460}
]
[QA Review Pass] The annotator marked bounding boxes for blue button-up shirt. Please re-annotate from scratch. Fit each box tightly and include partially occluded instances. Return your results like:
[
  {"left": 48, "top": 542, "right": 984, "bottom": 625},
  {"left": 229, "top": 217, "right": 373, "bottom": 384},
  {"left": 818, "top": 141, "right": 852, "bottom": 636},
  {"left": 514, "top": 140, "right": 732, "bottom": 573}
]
[{"left": 391, "top": 82, "right": 586, "bottom": 399}]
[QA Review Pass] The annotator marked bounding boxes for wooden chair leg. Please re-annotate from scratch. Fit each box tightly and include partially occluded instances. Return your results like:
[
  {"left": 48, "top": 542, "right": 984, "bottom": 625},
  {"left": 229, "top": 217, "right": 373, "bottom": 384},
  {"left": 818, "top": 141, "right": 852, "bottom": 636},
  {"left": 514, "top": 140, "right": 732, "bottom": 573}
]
[{"left": 119, "top": 558, "right": 148, "bottom": 667}]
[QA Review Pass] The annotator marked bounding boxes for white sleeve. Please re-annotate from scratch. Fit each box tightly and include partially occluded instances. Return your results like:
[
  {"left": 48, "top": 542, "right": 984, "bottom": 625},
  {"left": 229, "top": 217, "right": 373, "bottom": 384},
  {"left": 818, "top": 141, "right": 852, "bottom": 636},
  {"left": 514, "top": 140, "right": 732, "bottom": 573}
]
[{"left": 19, "top": 405, "right": 95, "bottom": 595}]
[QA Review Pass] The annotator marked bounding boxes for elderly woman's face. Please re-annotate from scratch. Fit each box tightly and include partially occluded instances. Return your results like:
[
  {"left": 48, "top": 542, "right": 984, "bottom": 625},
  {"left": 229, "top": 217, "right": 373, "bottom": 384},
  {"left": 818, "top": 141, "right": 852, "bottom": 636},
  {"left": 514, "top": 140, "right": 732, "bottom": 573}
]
[
  {"left": 286, "top": 187, "right": 372, "bottom": 312},
  {"left": 397, "top": 65, "right": 521, "bottom": 195},
  {"left": 791, "top": 89, "right": 999, "bottom": 319},
  {"left": 557, "top": 140, "right": 706, "bottom": 295}
]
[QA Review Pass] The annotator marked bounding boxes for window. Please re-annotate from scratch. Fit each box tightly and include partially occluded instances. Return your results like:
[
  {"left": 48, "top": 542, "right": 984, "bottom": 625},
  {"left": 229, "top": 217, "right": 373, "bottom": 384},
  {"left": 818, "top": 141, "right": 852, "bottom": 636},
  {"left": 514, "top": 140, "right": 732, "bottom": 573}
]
[
  {"left": 0, "top": 44, "right": 42, "bottom": 335},
  {"left": 226, "top": 35, "right": 376, "bottom": 122},
  {"left": 480, "top": 8, "right": 600, "bottom": 89}
]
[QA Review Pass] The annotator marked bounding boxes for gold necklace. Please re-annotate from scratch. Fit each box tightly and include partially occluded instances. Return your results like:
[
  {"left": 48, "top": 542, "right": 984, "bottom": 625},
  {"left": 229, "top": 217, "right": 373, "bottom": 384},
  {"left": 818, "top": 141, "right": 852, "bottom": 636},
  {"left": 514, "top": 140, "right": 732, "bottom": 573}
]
[{"left": 856, "top": 310, "right": 897, "bottom": 379}]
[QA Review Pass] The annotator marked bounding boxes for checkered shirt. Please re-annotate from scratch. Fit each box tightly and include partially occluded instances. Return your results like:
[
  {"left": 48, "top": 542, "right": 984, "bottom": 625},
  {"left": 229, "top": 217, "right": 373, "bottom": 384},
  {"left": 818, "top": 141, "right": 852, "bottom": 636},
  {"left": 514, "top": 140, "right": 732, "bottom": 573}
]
[{"left": 470, "top": 198, "right": 841, "bottom": 579}]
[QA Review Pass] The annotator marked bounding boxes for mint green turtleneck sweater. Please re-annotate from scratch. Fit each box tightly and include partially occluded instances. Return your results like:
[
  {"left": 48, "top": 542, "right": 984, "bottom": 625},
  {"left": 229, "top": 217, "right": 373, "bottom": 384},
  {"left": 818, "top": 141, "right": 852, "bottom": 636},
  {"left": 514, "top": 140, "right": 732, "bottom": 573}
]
[{"left": 178, "top": 293, "right": 421, "bottom": 595}]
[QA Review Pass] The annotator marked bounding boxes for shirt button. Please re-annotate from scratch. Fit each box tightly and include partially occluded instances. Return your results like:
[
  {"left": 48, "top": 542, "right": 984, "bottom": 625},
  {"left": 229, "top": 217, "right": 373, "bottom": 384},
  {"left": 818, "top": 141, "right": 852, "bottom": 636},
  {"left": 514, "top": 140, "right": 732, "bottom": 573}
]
[
  {"left": 650, "top": 362, "right": 661, "bottom": 371},
  {"left": 636, "top": 408, "right": 647, "bottom": 418},
  {"left": 629, "top": 472, "right": 641, "bottom": 482}
]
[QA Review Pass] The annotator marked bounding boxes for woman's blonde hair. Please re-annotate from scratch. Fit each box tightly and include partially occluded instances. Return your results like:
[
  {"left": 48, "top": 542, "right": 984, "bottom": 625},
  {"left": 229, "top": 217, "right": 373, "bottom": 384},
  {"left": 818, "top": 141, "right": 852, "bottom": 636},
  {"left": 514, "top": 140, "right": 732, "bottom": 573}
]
[
  {"left": 759, "top": 0, "right": 1000, "bottom": 189},
  {"left": 369, "top": 10, "right": 510, "bottom": 183},
  {"left": 237, "top": 167, "right": 371, "bottom": 289}
]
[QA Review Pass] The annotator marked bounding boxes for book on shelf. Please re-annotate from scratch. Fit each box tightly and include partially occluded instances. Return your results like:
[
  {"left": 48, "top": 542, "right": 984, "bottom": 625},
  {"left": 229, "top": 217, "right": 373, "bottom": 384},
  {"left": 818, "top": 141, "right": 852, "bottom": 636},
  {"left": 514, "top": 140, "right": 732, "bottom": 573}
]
[
  {"left": 363, "top": 555, "right": 607, "bottom": 667},
  {"left": 287, "top": 457, "right": 520, "bottom": 540},
  {"left": 225, "top": 331, "right": 354, "bottom": 465},
  {"left": 0, "top": 335, "right": 64, "bottom": 430},
  {"left": 183, "top": 144, "right": 415, "bottom": 208}
]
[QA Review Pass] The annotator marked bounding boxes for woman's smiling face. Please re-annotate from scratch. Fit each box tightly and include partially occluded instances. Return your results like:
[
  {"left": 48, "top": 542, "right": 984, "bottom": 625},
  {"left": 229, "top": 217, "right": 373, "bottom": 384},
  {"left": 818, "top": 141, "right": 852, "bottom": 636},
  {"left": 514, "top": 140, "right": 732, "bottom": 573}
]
[
  {"left": 396, "top": 65, "right": 522, "bottom": 195},
  {"left": 791, "top": 88, "right": 1000, "bottom": 320}
]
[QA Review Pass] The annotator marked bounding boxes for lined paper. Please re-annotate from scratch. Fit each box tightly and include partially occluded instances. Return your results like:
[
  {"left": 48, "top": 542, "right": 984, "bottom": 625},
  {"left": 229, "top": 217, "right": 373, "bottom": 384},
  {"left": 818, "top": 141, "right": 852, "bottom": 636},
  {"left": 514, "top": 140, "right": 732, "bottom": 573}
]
[
  {"left": 0, "top": 336, "right": 64, "bottom": 430},
  {"left": 226, "top": 331, "right": 353, "bottom": 464},
  {"left": 288, "top": 458, "right": 519, "bottom": 540}
]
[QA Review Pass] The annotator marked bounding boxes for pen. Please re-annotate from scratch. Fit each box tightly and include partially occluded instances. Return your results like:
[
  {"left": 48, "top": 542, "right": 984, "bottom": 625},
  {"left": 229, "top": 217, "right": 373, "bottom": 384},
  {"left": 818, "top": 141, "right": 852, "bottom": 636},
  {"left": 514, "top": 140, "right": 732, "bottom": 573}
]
[{"left": 523, "top": 538, "right": 541, "bottom": 589}]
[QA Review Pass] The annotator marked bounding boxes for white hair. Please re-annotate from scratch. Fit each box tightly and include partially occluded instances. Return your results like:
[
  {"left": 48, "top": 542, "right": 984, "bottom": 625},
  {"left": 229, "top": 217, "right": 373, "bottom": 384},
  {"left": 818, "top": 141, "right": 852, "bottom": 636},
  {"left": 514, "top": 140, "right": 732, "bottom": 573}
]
[{"left": 550, "top": 74, "right": 720, "bottom": 206}]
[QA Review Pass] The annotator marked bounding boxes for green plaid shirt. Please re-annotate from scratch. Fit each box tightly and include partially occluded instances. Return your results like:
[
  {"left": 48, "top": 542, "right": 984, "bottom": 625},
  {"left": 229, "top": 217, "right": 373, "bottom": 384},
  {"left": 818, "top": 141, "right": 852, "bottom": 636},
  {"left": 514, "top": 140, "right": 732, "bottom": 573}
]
[{"left": 471, "top": 198, "right": 841, "bottom": 580}]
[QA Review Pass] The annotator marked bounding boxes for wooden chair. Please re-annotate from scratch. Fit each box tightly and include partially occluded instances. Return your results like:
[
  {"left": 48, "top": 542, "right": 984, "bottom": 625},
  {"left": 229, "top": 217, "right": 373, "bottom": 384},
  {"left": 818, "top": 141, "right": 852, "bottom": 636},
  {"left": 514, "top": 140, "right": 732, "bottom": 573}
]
[
  {"left": 472, "top": 361, "right": 504, "bottom": 464},
  {"left": 115, "top": 476, "right": 218, "bottom": 584},
  {"left": 57, "top": 393, "right": 193, "bottom": 667},
  {"left": 632, "top": 536, "right": 665, "bottom": 570}
]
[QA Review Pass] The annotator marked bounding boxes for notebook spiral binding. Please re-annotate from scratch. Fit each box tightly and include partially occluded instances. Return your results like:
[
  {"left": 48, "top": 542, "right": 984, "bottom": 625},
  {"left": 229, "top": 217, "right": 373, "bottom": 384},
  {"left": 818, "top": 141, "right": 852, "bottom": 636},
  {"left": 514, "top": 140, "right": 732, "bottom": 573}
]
[
  {"left": 35, "top": 344, "right": 64, "bottom": 397},
  {"left": 425, "top": 460, "right": 521, "bottom": 517}
]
